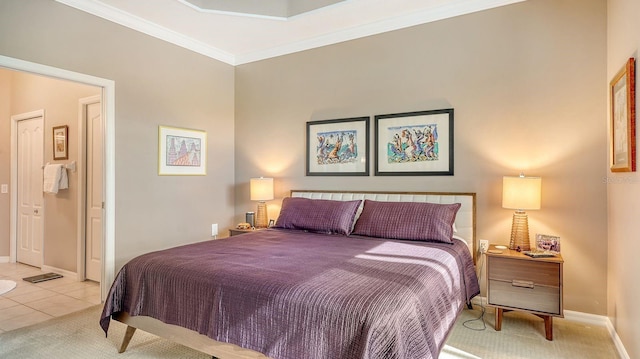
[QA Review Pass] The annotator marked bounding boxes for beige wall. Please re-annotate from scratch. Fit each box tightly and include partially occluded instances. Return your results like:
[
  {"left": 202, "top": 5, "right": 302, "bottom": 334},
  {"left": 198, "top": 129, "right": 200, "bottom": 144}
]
[
  {"left": 236, "top": 0, "right": 608, "bottom": 315},
  {"left": 0, "top": 71, "right": 10, "bottom": 256},
  {"left": 1, "top": 69, "right": 99, "bottom": 271},
  {"left": 0, "top": 0, "right": 236, "bottom": 271},
  {"left": 0, "top": 0, "right": 618, "bottom": 333},
  {"left": 607, "top": 0, "right": 640, "bottom": 357}
]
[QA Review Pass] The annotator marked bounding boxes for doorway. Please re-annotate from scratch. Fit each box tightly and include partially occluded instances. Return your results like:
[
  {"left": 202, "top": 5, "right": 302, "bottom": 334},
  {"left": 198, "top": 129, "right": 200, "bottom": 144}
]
[
  {"left": 79, "top": 95, "right": 103, "bottom": 282},
  {"left": 2, "top": 54, "right": 116, "bottom": 301},
  {"left": 13, "top": 111, "right": 44, "bottom": 268}
]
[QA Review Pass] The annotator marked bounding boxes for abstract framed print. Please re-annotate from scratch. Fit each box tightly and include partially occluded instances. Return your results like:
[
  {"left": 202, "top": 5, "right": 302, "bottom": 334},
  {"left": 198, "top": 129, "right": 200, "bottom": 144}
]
[
  {"left": 306, "top": 117, "right": 369, "bottom": 176},
  {"left": 375, "top": 109, "right": 453, "bottom": 176},
  {"left": 158, "top": 126, "right": 206, "bottom": 176}
]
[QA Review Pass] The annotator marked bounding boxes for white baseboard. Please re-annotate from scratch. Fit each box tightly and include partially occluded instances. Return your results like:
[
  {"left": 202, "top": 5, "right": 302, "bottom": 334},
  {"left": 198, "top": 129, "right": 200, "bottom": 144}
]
[
  {"left": 470, "top": 296, "right": 630, "bottom": 359},
  {"left": 0, "top": 256, "right": 9, "bottom": 263},
  {"left": 604, "top": 317, "right": 631, "bottom": 359},
  {"left": 41, "top": 265, "right": 77, "bottom": 279}
]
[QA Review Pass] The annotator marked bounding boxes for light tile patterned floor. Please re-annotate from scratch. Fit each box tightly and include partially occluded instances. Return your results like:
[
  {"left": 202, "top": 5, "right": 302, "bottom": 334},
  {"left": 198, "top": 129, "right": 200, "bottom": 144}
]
[{"left": 0, "top": 262, "right": 100, "bottom": 334}]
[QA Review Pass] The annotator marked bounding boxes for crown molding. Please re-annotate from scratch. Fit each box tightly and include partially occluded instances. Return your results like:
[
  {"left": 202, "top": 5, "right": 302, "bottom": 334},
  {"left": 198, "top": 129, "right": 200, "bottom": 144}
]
[
  {"left": 55, "top": 0, "right": 236, "bottom": 65},
  {"left": 56, "top": 0, "right": 525, "bottom": 66},
  {"left": 235, "top": 0, "right": 525, "bottom": 65}
]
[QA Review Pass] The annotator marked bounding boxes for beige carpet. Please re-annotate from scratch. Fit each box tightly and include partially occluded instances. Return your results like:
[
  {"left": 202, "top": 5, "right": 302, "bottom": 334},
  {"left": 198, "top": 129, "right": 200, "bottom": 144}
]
[
  {"left": 0, "top": 305, "right": 620, "bottom": 359},
  {"left": 443, "top": 307, "right": 620, "bottom": 359}
]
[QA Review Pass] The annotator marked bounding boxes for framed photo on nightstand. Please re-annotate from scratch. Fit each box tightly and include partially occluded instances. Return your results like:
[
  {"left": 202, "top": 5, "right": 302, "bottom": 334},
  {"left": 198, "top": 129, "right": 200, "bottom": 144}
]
[{"left": 535, "top": 234, "right": 561, "bottom": 254}]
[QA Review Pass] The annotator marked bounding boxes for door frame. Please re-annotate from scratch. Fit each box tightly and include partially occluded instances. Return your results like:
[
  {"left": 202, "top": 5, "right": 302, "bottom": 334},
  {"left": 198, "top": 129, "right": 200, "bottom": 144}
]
[
  {"left": 1, "top": 55, "right": 116, "bottom": 301},
  {"left": 10, "top": 110, "right": 45, "bottom": 268},
  {"left": 77, "top": 95, "right": 102, "bottom": 282}
]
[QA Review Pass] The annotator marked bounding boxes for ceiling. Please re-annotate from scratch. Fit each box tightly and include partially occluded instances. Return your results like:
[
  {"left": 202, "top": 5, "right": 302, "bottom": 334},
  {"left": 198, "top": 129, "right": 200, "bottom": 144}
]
[{"left": 55, "top": 0, "right": 525, "bottom": 66}]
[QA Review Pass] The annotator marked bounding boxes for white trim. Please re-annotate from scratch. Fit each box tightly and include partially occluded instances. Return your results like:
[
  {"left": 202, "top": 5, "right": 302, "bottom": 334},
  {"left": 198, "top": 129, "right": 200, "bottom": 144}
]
[
  {"left": 0, "top": 256, "right": 9, "bottom": 263},
  {"left": 604, "top": 317, "right": 631, "bottom": 359},
  {"left": 563, "top": 309, "right": 610, "bottom": 326},
  {"left": 76, "top": 95, "right": 101, "bottom": 282},
  {"left": 54, "top": 0, "right": 525, "bottom": 66},
  {"left": 54, "top": 0, "right": 236, "bottom": 65},
  {"left": 0, "top": 55, "right": 116, "bottom": 302},
  {"left": 41, "top": 264, "right": 77, "bottom": 279},
  {"left": 561, "top": 311, "right": 629, "bottom": 359},
  {"left": 236, "top": 0, "right": 526, "bottom": 65},
  {"left": 177, "top": 0, "right": 289, "bottom": 21},
  {"left": 176, "top": 0, "right": 349, "bottom": 21}
]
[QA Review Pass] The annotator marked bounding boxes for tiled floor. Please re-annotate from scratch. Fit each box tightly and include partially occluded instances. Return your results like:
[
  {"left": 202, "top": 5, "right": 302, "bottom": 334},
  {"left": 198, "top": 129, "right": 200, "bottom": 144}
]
[{"left": 0, "top": 262, "right": 101, "bottom": 334}]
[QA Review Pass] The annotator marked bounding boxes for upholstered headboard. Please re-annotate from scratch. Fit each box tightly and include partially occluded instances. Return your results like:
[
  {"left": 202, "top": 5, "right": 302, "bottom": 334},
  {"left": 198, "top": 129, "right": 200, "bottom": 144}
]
[{"left": 291, "top": 190, "right": 477, "bottom": 263}]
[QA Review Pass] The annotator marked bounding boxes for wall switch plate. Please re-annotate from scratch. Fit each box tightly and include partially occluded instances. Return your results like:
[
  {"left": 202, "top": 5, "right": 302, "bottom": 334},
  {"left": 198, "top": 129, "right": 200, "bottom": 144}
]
[
  {"left": 211, "top": 223, "right": 218, "bottom": 237},
  {"left": 0, "top": 184, "right": 7, "bottom": 194},
  {"left": 479, "top": 239, "right": 489, "bottom": 253}
]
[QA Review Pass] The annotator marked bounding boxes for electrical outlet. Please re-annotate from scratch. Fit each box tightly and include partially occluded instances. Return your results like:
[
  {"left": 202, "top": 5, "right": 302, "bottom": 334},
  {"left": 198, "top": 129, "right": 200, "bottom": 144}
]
[
  {"left": 211, "top": 224, "right": 218, "bottom": 237},
  {"left": 479, "top": 239, "right": 489, "bottom": 253}
]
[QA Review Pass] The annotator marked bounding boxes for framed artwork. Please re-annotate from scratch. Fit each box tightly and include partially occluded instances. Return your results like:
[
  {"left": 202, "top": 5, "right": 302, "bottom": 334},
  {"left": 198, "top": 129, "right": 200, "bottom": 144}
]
[
  {"left": 158, "top": 126, "right": 207, "bottom": 176},
  {"left": 53, "top": 125, "right": 68, "bottom": 160},
  {"left": 535, "top": 234, "right": 561, "bottom": 254},
  {"left": 610, "top": 57, "right": 636, "bottom": 172},
  {"left": 374, "top": 109, "right": 453, "bottom": 176},
  {"left": 306, "top": 117, "right": 370, "bottom": 176}
]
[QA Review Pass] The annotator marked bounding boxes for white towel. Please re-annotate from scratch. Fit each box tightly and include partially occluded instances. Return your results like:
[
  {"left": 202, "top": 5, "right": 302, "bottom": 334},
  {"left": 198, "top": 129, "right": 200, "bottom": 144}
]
[{"left": 43, "top": 164, "right": 68, "bottom": 194}]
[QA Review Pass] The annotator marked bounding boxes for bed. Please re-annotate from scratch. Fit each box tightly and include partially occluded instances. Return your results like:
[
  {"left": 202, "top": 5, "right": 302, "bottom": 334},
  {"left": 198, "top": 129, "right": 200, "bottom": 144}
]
[{"left": 100, "top": 190, "right": 479, "bottom": 359}]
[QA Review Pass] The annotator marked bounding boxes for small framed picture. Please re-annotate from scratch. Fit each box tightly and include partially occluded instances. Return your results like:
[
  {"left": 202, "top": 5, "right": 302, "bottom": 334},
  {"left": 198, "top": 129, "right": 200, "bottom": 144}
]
[
  {"left": 535, "top": 234, "right": 561, "bottom": 254},
  {"left": 53, "top": 125, "right": 68, "bottom": 160},
  {"left": 610, "top": 57, "right": 636, "bottom": 172},
  {"left": 158, "top": 126, "right": 207, "bottom": 176},
  {"left": 268, "top": 219, "right": 275, "bottom": 228}
]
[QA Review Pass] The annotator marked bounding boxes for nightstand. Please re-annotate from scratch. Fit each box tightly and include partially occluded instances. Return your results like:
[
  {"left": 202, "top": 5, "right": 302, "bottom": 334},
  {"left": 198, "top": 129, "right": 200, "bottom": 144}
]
[
  {"left": 486, "top": 245, "right": 563, "bottom": 340},
  {"left": 229, "top": 228, "right": 263, "bottom": 236}
]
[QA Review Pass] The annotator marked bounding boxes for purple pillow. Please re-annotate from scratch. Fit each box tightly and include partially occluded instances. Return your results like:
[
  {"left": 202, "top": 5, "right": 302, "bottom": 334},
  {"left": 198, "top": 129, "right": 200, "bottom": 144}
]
[
  {"left": 274, "top": 197, "right": 362, "bottom": 235},
  {"left": 352, "top": 200, "right": 461, "bottom": 243}
]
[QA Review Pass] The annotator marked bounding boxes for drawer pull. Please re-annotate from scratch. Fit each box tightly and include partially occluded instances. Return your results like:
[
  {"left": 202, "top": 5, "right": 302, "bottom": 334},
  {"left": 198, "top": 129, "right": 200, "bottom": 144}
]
[{"left": 512, "top": 280, "right": 534, "bottom": 289}]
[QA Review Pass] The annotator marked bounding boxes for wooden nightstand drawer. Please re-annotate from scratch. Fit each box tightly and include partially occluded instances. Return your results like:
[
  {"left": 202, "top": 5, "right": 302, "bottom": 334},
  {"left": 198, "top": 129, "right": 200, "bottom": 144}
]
[
  {"left": 488, "top": 279, "right": 560, "bottom": 314},
  {"left": 489, "top": 257, "right": 560, "bottom": 287},
  {"left": 486, "top": 246, "right": 564, "bottom": 340}
]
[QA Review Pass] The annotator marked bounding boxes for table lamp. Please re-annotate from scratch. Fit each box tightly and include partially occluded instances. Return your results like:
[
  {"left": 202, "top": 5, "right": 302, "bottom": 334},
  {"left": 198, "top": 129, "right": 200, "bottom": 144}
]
[
  {"left": 250, "top": 177, "right": 274, "bottom": 228},
  {"left": 502, "top": 174, "right": 541, "bottom": 251}
]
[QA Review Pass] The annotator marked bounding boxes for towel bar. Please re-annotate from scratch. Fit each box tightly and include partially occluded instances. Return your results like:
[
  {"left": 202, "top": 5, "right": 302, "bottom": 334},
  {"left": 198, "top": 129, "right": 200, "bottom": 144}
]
[{"left": 42, "top": 161, "right": 76, "bottom": 172}]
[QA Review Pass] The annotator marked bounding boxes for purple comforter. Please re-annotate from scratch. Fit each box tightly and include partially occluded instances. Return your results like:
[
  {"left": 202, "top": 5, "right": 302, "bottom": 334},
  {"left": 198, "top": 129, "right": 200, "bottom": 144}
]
[{"left": 100, "top": 229, "right": 479, "bottom": 359}]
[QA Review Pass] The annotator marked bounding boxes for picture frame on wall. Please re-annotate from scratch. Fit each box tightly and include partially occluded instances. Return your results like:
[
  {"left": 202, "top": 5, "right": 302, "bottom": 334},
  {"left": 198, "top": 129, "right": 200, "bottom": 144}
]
[
  {"left": 374, "top": 109, "right": 454, "bottom": 176},
  {"left": 53, "top": 125, "right": 68, "bottom": 160},
  {"left": 158, "top": 126, "right": 207, "bottom": 176},
  {"left": 610, "top": 57, "right": 636, "bottom": 172},
  {"left": 306, "top": 117, "right": 370, "bottom": 176}
]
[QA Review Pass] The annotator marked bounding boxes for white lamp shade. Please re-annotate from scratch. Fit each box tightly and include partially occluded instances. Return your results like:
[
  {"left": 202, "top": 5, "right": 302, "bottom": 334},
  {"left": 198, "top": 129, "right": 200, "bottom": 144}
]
[
  {"left": 502, "top": 175, "right": 541, "bottom": 210},
  {"left": 250, "top": 177, "right": 274, "bottom": 201}
]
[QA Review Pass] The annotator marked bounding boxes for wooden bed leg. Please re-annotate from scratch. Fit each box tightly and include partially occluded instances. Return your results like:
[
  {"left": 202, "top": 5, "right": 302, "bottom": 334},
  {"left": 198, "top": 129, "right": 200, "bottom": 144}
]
[{"left": 118, "top": 326, "right": 137, "bottom": 353}]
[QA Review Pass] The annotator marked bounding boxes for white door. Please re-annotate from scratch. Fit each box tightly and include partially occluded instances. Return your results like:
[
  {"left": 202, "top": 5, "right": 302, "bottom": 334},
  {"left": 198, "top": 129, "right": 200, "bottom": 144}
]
[
  {"left": 85, "top": 99, "right": 103, "bottom": 282},
  {"left": 17, "top": 116, "right": 44, "bottom": 267}
]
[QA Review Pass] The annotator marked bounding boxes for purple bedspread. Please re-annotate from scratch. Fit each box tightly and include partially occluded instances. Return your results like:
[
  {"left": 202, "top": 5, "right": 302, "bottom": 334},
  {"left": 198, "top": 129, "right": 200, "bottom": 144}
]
[{"left": 100, "top": 229, "right": 479, "bottom": 359}]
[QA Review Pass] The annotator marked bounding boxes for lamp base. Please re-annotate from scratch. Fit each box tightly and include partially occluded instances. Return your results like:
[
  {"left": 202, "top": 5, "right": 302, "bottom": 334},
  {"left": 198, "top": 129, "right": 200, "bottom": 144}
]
[
  {"left": 255, "top": 202, "right": 268, "bottom": 228},
  {"left": 509, "top": 210, "right": 531, "bottom": 251}
]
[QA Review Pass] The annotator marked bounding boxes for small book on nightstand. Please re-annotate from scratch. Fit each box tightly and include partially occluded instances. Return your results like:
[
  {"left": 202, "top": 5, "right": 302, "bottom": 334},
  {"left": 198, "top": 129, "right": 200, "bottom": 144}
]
[{"left": 523, "top": 250, "right": 557, "bottom": 258}]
